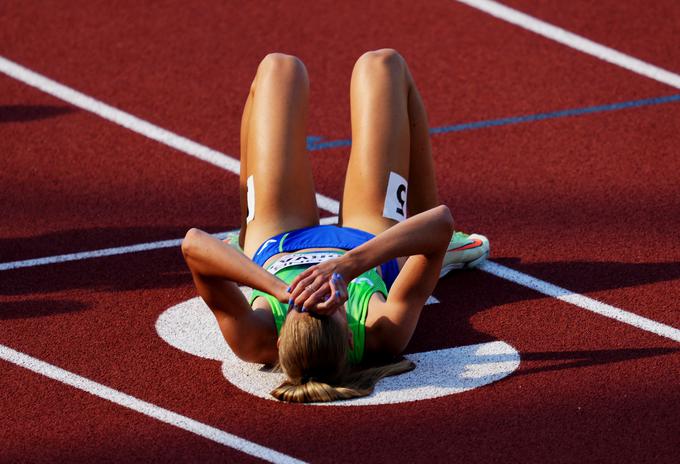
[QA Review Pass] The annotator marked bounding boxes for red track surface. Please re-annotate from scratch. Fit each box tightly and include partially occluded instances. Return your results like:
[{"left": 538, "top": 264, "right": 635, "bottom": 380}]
[{"left": 1, "top": 1, "right": 679, "bottom": 462}]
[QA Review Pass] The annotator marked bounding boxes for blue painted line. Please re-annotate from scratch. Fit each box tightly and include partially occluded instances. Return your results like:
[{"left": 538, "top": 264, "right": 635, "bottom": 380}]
[
  {"left": 306, "top": 136, "right": 351, "bottom": 150},
  {"left": 430, "top": 93, "right": 680, "bottom": 135},
  {"left": 306, "top": 93, "right": 680, "bottom": 151}
]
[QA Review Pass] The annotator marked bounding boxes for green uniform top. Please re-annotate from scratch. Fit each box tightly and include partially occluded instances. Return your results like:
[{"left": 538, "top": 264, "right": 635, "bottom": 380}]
[{"left": 250, "top": 252, "right": 388, "bottom": 364}]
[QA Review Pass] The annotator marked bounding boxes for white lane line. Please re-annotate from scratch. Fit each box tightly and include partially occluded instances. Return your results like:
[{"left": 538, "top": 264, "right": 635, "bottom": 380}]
[
  {"left": 0, "top": 55, "right": 338, "bottom": 215},
  {"left": 0, "top": 344, "right": 305, "bottom": 464},
  {"left": 480, "top": 261, "right": 680, "bottom": 343},
  {"left": 1, "top": 216, "right": 339, "bottom": 271},
  {"left": 0, "top": 237, "right": 189, "bottom": 271},
  {"left": 456, "top": 0, "right": 680, "bottom": 90}
]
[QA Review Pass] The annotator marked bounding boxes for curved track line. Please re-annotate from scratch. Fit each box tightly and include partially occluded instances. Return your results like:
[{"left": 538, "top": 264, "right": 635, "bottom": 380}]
[
  {"left": 456, "top": 0, "right": 680, "bottom": 89},
  {"left": 0, "top": 344, "right": 305, "bottom": 464}
]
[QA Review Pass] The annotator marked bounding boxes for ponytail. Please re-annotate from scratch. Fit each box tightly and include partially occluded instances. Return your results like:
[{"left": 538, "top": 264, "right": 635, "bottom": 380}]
[
  {"left": 272, "top": 311, "right": 415, "bottom": 403},
  {"left": 271, "top": 359, "right": 415, "bottom": 403}
]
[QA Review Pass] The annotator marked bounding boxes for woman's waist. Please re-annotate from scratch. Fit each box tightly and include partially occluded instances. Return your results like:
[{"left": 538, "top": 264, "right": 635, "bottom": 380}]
[
  {"left": 262, "top": 247, "right": 347, "bottom": 269},
  {"left": 262, "top": 247, "right": 384, "bottom": 280}
]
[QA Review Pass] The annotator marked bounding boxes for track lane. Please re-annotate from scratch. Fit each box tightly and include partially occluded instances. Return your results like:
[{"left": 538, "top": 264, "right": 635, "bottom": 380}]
[
  {"left": 502, "top": 0, "right": 680, "bottom": 73},
  {"left": 0, "top": 75, "right": 240, "bottom": 263},
  {"left": 0, "top": 0, "right": 671, "bottom": 157},
  {"left": 1, "top": 0, "right": 679, "bottom": 461},
  {"left": 2, "top": 44, "right": 676, "bottom": 326},
  {"left": 431, "top": 102, "right": 680, "bottom": 327}
]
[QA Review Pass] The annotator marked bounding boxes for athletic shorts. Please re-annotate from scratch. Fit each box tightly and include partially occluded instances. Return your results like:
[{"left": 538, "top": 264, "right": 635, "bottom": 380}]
[{"left": 251, "top": 224, "right": 400, "bottom": 289}]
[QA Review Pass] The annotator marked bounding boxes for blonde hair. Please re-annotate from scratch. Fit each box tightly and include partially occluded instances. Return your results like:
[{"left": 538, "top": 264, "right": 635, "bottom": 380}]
[{"left": 271, "top": 312, "right": 415, "bottom": 403}]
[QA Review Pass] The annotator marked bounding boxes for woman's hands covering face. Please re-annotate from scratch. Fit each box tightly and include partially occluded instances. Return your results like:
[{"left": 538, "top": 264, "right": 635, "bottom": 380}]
[{"left": 287, "top": 258, "right": 349, "bottom": 315}]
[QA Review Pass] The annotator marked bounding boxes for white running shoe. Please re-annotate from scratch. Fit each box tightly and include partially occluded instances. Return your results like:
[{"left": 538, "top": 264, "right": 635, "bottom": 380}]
[{"left": 440, "top": 231, "right": 490, "bottom": 277}]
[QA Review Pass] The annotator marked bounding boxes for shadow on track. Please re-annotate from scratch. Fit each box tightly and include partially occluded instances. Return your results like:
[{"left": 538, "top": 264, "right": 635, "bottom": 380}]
[
  {"left": 516, "top": 347, "right": 679, "bottom": 376},
  {"left": 0, "top": 299, "right": 89, "bottom": 320},
  {"left": 406, "top": 257, "right": 680, "bottom": 353},
  {"left": 0, "top": 104, "right": 76, "bottom": 123}
]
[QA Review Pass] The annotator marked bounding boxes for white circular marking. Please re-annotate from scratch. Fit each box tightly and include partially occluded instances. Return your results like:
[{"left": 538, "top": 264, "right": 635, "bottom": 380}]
[{"left": 156, "top": 294, "right": 520, "bottom": 406}]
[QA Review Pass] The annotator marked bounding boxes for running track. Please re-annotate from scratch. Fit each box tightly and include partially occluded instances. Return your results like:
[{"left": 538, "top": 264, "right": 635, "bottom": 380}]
[{"left": 1, "top": 1, "right": 679, "bottom": 462}]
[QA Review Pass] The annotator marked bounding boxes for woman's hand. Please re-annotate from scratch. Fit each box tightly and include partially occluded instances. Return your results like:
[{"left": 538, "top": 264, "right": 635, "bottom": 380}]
[
  {"left": 288, "top": 258, "right": 350, "bottom": 315},
  {"left": 273, "top": 284, "right": 293, "bottom": 305}
]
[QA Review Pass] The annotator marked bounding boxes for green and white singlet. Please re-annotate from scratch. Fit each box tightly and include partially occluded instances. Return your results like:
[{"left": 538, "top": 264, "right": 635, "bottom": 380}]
[{"left": 249, "top": 251, "right": 388, "bottom": 364}]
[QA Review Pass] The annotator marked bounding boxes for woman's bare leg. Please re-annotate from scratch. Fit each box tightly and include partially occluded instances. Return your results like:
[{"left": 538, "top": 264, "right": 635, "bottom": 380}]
[
  {"left": 240, "top": 53, "right": 319, "bottom": 257},
  {"left": 184, "top": 54, "right": 320, "bottom": 363},
  {"left": 340, "top": 49, "right": 438, "bottom": 235}
]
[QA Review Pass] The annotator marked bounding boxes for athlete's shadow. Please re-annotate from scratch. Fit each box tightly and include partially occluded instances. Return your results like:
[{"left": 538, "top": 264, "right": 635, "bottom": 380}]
[
  {"left": 0, "top": 299, "right": 89, "bottom": 320},
  {"left": 515, "top": 347, "right": 678, "bottom": 376},
  {"left": 410, "top": 258, "right": 680, "bottom": 348},
  {"left": 407, "top": 257, "right": 680, "bottom": 376},
  {"left": 0, "top": 104, "right": 76, "bottom": 123}
]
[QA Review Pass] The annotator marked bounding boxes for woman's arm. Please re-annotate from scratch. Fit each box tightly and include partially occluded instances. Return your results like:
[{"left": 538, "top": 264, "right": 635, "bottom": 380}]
[
  {"left": 365, "top": 242, "right": 448, "bottom": 357},
  {"left": 289, "top": 205, "right": 454, "bottom": 311},
  {"left": 182, "top": 228, "right": 289, "bottom": 302},
  {"left": 181, "top": 228, "right": 284, "bottom": 364},
  {"left": 341, "top": 205, "right": 453, "bottom": 281},
  {"left": 363, "top": 206, "right": 453, "bottom": 357}
]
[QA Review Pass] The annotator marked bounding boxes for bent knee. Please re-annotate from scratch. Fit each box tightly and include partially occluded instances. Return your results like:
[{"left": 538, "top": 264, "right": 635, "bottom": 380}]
[
  {"left": 256, "top": 52, "right": 308, "bottom": 84},
  {"left": 181, "top": 227, "right": 205, "bottom": 258},
  {"left": 353, "top": 48, "right": 406, "bottom": 77}
]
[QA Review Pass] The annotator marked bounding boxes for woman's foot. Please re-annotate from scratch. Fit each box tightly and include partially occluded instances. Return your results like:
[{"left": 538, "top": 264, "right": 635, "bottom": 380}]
[{"left": 440, "top": 231, "right": 490, "bottom": 277}]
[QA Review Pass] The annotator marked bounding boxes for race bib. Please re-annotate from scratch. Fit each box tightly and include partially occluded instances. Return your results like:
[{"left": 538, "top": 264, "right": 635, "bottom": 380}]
[{"left": 383, "top": 171, "right": 408, "bottom": 222}]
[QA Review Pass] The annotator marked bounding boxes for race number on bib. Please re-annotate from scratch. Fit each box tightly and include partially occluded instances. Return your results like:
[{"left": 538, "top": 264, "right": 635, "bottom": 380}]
[{"left": 383, "top": 171, "right": 408, "bottom": 222}]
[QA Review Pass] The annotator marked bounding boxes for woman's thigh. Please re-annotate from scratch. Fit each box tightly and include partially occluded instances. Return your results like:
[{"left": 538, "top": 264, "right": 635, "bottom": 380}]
[
  {"left": 241, "top": 53, "right": 320, "bottom": 257},
  {"left": 340, "top": 49, "right": 412, "bottom": 236}
]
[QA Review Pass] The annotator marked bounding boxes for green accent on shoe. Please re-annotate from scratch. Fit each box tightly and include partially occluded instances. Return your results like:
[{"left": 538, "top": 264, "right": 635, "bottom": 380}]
[{"left": 450, "top": 231, "right": 470, "bottom": 243}]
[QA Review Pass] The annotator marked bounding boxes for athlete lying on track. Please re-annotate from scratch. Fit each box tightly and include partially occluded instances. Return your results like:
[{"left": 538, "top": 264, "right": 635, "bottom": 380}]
[{"left": 181, "top": 49, "right": 489, "bottom": 403}]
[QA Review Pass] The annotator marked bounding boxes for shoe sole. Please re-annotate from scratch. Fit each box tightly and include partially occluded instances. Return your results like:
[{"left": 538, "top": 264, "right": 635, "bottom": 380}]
[{"left": 439, "top": 246, "right": 490, "bottom": 278}]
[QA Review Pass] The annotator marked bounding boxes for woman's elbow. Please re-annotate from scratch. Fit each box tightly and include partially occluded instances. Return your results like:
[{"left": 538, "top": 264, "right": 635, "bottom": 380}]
[{"left": 380, "top": 335, "right": 410, "bottom": 358}]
